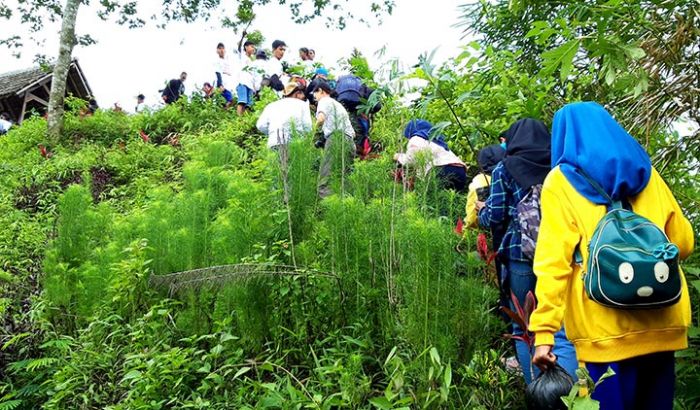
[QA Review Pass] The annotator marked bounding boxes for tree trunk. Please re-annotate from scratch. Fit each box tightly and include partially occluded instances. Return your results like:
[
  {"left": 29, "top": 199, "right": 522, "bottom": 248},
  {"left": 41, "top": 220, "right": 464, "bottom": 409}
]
[{"left": 47, "top": 0, "right": 81, "bottom": 141}]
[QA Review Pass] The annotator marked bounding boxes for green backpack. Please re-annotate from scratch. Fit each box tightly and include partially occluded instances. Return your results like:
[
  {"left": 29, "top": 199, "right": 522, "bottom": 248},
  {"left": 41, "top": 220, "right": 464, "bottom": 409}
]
[{"left": 575, "top": 169, "right": 682, "bottom": 309}]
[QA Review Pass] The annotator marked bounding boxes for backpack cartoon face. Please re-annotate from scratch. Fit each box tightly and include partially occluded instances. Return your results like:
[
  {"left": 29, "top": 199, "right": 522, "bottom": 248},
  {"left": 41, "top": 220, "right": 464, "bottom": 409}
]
[{"left": 592, "top": 244, "right": 682, "bottom": 308}]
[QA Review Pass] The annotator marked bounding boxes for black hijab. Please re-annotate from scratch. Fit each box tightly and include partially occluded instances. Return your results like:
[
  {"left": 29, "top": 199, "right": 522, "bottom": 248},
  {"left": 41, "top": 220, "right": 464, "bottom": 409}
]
[
  {"left": 477, "top": 144, "right": 506, "bottom": 174},
  {"left": 502, "top": 119, "right": 551, "bottom": 190}
]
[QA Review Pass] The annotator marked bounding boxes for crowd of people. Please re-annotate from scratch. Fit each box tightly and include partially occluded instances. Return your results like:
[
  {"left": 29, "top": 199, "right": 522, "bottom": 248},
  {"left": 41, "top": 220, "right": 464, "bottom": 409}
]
[
  {"left": 2, "top": 31, "right": 691, "bottom": 408},
  {"left": 147, "top": 44, "right": 694, "bottom": 409},
  {"left": 455, "top": 102, "right": 692, "bottom": 410}
]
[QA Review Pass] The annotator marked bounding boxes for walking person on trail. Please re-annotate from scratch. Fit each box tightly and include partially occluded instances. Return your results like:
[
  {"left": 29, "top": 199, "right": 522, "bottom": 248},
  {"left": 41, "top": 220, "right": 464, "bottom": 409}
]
[
  {"left": 256, "top": 79, "right": 312, "bottom": 150},
  {"left": 335, "top": 74, "right": 381, "bottom": 156},
  {"left": 214, "top": 43, "right": 236, "bottom": 108},
  {"left": 394, "top": 119, "right": 467, "bottom": 192},
  {"left": 135, "top": 94, "right": 146, "bottom": 113},
  {"left": 477, "top": 118, "right": 578, "bottom": 384},
  {"left": 161, "top": 72, "right": 187, "bottom": 104},
  {"left": 312, "top": 80, "right": 356, "bottom": 198},
  {"left": 465, "top": 144, "right": 505, "bottom": 228},
  {"left": 530, "top": 102, "right": 694, "bottom": 409}
]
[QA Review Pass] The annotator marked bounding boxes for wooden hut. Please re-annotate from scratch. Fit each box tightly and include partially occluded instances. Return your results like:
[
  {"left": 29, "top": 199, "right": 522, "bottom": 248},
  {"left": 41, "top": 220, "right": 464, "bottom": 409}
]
[{"left": 0, "top": 60, "right": 94, "bottom": 125}]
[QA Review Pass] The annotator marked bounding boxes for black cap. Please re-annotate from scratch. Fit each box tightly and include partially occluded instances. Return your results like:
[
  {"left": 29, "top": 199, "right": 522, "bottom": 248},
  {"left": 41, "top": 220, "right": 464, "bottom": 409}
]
[
  {"left": 137, "top": 94, "right": 145, "bottom": 100},
  {"left": 311, "top": 79, "right": 333, "bottom": 94},
  {"left": 272, "top": 40, "right": 287, "bottom": 50},
  {"left": 255, "top": 50, "right": 268, "bottom": 60}
]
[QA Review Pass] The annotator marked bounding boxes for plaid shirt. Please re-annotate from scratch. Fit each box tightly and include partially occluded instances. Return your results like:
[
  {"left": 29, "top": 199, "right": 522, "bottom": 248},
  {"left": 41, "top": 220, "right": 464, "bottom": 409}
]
[{"left": 478, "top": 162, "right": 529, "bottom": 262}]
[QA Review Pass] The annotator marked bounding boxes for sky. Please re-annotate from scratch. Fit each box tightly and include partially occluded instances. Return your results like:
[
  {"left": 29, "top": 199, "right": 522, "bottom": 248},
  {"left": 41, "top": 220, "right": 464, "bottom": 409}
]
[{"left": 1, "top": 0, "right": 471, "bottom": 113}]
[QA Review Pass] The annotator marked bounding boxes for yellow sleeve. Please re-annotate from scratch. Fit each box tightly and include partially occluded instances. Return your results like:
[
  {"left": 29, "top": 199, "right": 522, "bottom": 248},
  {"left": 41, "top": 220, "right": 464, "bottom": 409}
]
[
  {"left": 465, "top": 188, "right": 478, "bottom": 228},
  {"left": 530, "top": 180, "right": 582, "bottom": 346},
  {"left": 465, "top": 174, "right": 489, "bottom": 229},
  {"left": 656, "top": 172, "right": 695, "bottom": 260}
]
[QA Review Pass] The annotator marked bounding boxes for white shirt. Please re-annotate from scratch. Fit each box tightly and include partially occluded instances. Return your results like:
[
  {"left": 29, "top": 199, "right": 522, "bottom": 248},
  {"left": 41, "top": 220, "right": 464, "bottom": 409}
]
[
  {"left": 265, "top": 58, "right": 284, "bottom": 78},
  {"left": 257, "top": 97, "right": 312, "bottom": 148},
  {"left": 239, "top": 59, "right": 266, "bottom": 91},
  {"left": 0, "top": 119, "right": 12, "bottom": 133},
  {"left": 135, "top": 102, "right": 147, "bottom": 113},
  {"left": 396, "top": 136, "right": 465, "bottom": 176},
  {"left": 214, "top": 54, "right": 237, "bottom": 90},
  {"left": 316, "top": 97, "right": 355, "bottom": 139}
]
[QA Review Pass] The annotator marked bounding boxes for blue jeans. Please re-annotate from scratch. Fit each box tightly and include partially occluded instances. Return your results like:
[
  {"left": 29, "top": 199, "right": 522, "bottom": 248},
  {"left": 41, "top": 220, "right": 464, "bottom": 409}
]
[
  {"left": 586, "top": 351, "right": 675, "bottom": 410},
  {"left": 236, "top": 84, "right": 254, "bottom": 106},
  {"left": 505, "top": 259, "right": 578, "bottom": 384}
]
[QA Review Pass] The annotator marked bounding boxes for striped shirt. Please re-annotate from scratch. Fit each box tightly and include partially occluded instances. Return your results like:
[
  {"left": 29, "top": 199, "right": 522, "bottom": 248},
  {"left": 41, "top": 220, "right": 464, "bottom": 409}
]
[{"left": 478, "top": 162, "right": 529, "bottom": 262}]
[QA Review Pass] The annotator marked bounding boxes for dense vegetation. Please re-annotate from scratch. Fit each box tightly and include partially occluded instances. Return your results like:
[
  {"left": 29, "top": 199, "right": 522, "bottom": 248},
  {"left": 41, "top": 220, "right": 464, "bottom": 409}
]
[{"left": 1, "top": 1, "right": 699, "bottom": 409}]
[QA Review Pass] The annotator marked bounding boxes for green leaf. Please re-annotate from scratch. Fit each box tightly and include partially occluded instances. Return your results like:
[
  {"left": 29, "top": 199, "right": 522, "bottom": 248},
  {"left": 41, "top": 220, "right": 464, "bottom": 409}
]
[
  {"left": 541, "top": 39, "right": 580, "bottom": 82},
  {"left": 443, "top": 362, "right": 452, "bottom": 388},
  {"left": 233, "top": 366, "right": 251, "bottom": 379},
  {"left": 368, "top": 397, "right": 392, "bottom": 409},
  {"left": 121, "top": 370, "right": 142, "bottom": 383},
  {"left": 624, "top": 46, "right": 646, "bottom": 60},
  {"left": 571, "top": 396, "right": 601, "bottom": 410}
]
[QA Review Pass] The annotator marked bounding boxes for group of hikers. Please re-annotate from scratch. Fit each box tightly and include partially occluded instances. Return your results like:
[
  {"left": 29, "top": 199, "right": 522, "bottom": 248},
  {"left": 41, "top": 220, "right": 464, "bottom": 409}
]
[
  {"left": 453, "top": 102, "right": 693, "bottom": 410},
  {"left": 112, "top": 34, "right": 697, "bottom": 408},
  {"left": 150, "top": 38, "right": 326, "bottom": 116},
  {"left": 253, "top": 83, "right": 694, "bottom": 407}
]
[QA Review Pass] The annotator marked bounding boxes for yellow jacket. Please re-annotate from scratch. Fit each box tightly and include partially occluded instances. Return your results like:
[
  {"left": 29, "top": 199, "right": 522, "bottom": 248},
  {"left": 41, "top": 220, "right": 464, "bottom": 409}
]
[
  {"left": 465, "top": 173, "right": 491, "bottom": 228},
  {"left": 530, "top": 167, "right": 694, "bottom": 363}
]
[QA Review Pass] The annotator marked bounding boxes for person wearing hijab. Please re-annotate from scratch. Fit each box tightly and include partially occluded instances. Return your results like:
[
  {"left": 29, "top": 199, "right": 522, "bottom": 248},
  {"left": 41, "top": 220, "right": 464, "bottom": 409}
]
[
  {"left": 394, "top": 120, "right": 467, "bottom": 192},
  {"left": 465, "top": 144, "right": 505, "bottom": 228},
  {"left": 477, "top": 118, "right": 577, "bottom": 384},
  {"left": 530, "top": 102, "right": 693, "bottom": 409}
]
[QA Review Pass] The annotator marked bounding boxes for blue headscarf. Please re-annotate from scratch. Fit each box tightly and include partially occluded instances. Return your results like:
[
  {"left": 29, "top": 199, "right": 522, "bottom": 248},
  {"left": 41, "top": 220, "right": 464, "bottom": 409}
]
[
  {"left": 551, "top": 102, "right": 652, "bottom": 204},
  {"left": 403, "top": 119, "right": 449, "bottom": 151}
]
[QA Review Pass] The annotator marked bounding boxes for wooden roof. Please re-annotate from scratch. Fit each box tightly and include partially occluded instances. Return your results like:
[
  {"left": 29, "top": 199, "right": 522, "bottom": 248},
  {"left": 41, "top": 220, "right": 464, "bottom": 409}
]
[{"left": 0, "top": 60, "right": 94, "bottom": 124}]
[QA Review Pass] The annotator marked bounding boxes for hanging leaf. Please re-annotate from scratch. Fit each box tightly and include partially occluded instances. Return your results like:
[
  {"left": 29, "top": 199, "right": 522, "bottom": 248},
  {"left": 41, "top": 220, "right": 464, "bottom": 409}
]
[{"left": 541, "top": 39, "right": 580, "bottom": 82}]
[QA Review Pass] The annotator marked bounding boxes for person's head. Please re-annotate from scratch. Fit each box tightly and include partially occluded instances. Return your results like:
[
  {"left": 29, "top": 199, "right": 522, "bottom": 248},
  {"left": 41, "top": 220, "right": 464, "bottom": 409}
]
[
  {"left": 243, "top": 40, "right": 256, "bottom": 56},
  {"left": 216, "top": 42, "right": 226, "bottom": 58},
  {"left": 299, "top": 47, "right": 310, "bottom": 61},
  {"left": 180, "top": 72, "right": 187, "bottom": 82},
  {"left": 314, "top": 67, "right": 329, "bottom": 78},
  {"left": 137, "top": 94, "right": 145, "bottom": 103},
  {"left": 403, "top": 119, "right": 449, "bottom": 151},
  {"left": 312, "top": 80, "right": 333, "bottom": 101},
  {"left": 203, "top": 82, "right": 213, "bottom": 93},
  {"left": 283, "top": 80, "right": 306, "bottom": 100},
  {"left": 308, "top": 49, "right": 315, "bottom": 60},
  {"left": 0, "top": 112, "right": 10, "bottom": 121},
  {"left": 271, "top": 39, "right": 287, "bottom": 60},
  {"left": 500, "top": 118, "right": 551, "bottom": 190},
  {"left": 498, "top": 131, "right": 507, "bottom": 148},
  {"left": 255, "top": 50, "right": 268, "bottom": 60},
  {"left": 551, "top": 101, "right": 652, "bottom": 202},
  {"left": 477, "top": 144, "right": 505, "bottom": 175}
]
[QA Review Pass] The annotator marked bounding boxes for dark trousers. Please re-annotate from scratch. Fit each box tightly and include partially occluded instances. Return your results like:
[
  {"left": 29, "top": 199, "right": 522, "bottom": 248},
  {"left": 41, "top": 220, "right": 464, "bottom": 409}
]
[
  {"left": 587, "top": 351, "right": 675, "bottom": 410},
  {"left": 434, "top": 165, "right": 467, "bottom": 193}
]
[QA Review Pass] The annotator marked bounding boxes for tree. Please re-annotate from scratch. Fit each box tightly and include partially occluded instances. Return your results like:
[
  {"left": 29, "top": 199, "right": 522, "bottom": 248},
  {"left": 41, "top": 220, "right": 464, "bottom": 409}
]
[
  {"left": 47, "top": 0, "right": 80, "bottom": 140},
  {"left": 458, "top": 0, "right": 699, "bottom": 143},
  {"left": 2, "top": 0, "right": 396, "bottom": 140}
]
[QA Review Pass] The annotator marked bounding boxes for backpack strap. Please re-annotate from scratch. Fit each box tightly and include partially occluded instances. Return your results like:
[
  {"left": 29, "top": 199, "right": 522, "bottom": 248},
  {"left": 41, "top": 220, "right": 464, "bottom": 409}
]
[{"left": 574, "top": 167, "right": 622, "bottom": 210}]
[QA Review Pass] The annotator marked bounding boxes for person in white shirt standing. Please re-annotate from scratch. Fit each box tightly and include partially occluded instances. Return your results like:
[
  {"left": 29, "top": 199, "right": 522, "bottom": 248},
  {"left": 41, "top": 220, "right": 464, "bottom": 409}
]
[
  {"left": 312, "top": 80, "right": 356, "bottom": 198},
  {"left": 235, "top": 40, "right": 257, "bottom": 116},
  {"left": 214, "top": 42, "right": 237, "bottom": 108},
  {"left": 256, "top": 80, "right": 312, "bottom": 150},
  {"left": 394, "top": 119, "right": 467, "bottom": 192},
  {"left": 134, "top": 94, "right": 146, "bottom": 113}
]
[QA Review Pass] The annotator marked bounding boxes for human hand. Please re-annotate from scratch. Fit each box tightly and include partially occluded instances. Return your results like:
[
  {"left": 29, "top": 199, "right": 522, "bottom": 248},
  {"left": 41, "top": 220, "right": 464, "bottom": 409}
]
[
  {"left": 532, "top": 344, "right": 557, "bottom": 372},
  {"left": 475, "top": 201, "right": 486, "bottom": 211}
]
